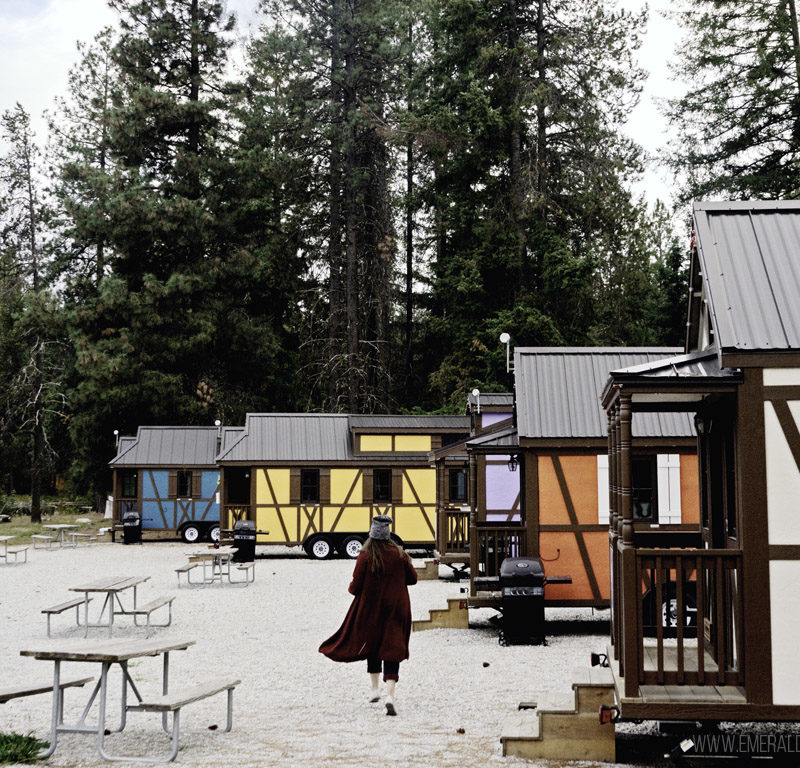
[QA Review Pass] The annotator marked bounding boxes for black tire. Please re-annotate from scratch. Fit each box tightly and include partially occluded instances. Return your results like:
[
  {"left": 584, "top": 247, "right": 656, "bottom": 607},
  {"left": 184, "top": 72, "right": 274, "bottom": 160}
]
[
  {"left": 207, "top": 524, "right": 221, "bottom": 543},
  {"left": 180, "top": 523, "right": 201, "bottom": 544},
  {"left": 306, "top": 535, "right": 334, "bottom": 560},
  {"left": 339, "top": 535, "right": 364, "bottom": 559},
  {"left": 642, "top": 582, "right": 697, "bottom": 638}
]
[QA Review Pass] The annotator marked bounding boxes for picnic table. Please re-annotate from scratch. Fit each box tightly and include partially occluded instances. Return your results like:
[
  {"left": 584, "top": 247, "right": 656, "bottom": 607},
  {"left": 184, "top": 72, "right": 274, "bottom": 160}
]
[
  {"left": 177, "top": 547, "right": 255, "bottom": 587},
  {"left": 70, "top": 575, "right": 152, "bottom": 637},
  {"left": 19, "top": 636, "right": 210, "bottom": 762},
  {"left": 0, "top": 535, "right": 28, "bottom": 564},
  {"left": 42, "top": 523, "right": 78, "bottom": 548}
]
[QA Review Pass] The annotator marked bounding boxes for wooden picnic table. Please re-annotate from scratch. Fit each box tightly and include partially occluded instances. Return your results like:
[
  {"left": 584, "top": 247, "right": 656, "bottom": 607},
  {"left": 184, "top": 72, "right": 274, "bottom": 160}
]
[
  {"left": 70, "top": 575, "right": 151, "bottom": 637},
  {"left": 20, "top": 636, "right": 195, "bottom": 762}
]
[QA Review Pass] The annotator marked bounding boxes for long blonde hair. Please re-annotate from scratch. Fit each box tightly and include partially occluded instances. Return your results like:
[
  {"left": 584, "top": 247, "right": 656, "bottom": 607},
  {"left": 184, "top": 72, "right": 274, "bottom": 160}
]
[{"left": 361, "top": 537, "right": 410, "bottom": 575}]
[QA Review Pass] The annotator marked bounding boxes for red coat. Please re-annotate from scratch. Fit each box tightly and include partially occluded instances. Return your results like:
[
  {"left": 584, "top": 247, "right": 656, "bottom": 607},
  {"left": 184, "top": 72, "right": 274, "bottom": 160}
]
[{"left": 319, "top": 546, "right": 418, "bottom": 663}]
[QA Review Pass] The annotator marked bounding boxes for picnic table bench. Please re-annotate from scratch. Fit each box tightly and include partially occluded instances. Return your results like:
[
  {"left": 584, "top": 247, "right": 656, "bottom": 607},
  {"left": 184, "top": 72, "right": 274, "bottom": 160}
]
[
  {"left": 32, "top": 534, "right": 54, "bottom": 550},
  {"left": 130, "top": 595, "right": 176, "bottom": 637},
  {"left": 42, "top": 596, "right": 93, "bottom": 637},
  {"left": 0, "top": 676, "right": 94, "bottom": 704}
]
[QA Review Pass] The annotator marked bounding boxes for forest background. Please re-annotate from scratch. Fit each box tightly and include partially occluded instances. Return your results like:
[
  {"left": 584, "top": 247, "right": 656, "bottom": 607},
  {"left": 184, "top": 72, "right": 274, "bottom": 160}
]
[{"left": 2, "top": 0, "right": 799, "bottom": 517}]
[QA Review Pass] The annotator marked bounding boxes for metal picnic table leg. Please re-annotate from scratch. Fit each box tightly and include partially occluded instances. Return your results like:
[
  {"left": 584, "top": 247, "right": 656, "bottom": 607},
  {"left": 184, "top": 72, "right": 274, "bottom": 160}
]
[{"left": 39, "top": 660, "right": 61, "bottom": 758}]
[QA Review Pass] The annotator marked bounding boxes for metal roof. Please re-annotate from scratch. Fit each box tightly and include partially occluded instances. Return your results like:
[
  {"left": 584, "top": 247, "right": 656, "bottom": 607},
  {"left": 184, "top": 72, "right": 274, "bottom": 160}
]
[
  {"left": 467, "top": 427, "right": 519, "bottom": 450},
  {"left": 609, "top": 350, "right": 741, "bottom": 381},
  {"left": 347, "top": 414, "right": 470, "bottom": 431},
  {"left": 465, "top": 392, "right": 514, "bottom": 410},
  {"left": 514, "top": 348, "right": 696, "bottom": 439},
  {"left": 110, "top": 426, "right": 220, "bottom": 467},
  {"left": 217, "top": 414, "right": 352, "bottom": 462},
  {"left": 694, "top": 200, "right": 800, "bottom": 352}
]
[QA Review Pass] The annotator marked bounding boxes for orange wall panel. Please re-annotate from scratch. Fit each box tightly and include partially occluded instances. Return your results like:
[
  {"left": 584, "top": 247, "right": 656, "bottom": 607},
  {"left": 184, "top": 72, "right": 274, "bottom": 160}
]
[
  {"left": 538, "top": 455, "right": 599, "bottom": 525},
  {"left": 680, "top": 454, "right": 700, "bottom": 525},
  {"left": 539, "top": 531, "right": 610, "bottom": 602},
  {"left": 538, "top": 457, "right": 570, "bottom": 524}
]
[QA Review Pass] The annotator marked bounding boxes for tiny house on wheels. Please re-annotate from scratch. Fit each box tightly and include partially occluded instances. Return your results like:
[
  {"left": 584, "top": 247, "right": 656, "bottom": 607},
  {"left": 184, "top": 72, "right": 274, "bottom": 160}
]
[
  {"left": 600, "top": 200, "right": 800, "bottom": 726},
  {"left": 109, "top": 426, "right": 222, "bottom": 542},
  {"left": 216, "top": 413, "right": 470, "bottom": 558}
]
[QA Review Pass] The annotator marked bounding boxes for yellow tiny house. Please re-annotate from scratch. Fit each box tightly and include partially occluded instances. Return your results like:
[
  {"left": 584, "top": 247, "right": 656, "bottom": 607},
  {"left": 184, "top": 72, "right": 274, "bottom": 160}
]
[{"left": 217, "top": 413, "right": 469, "bottom": 558}]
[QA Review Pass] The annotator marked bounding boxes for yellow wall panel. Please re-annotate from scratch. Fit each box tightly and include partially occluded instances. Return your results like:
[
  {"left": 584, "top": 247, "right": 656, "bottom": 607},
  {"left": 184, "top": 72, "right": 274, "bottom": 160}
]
[
  {"left": 329, "top": 506, "right": 371, "bottom": 532},
  {"left": 256, "top": 506, "right": 299, "bottom": 543},
  {"left": 394, "top": 505, "right": 435, "bottom": 543},
  {"left": 395, "top": 434, "right": 431, "bottom": 452},
  {"left": 361, "top": 434, "right": 393, "bottom": 451},
  {"left": 403, "top": 468, "right": 436, "bottom": 504},
  {"left": 256, "top": 468, "right": 290, "bottom": 505},
  {"left": 331, "top": 469, "right": 362, "bottom": 504}
]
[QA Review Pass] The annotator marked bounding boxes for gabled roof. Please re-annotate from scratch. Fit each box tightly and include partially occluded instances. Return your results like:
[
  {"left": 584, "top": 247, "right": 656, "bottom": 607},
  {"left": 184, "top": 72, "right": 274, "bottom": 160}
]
[
  {"left": 466, "top": 426, "right": 519, "bottom": 451},
  {"left": 465, "top": 392, "right": 514, "bottom": 412},
  {"left": 693, "top": 200, "right": 800, "bottom": 353},
  {"left": 515, "top": 348, "right": 696, "bottom": 439},
  {"left": 348, "top": 414, "right": 470, "bottom": 432},
  {"left": 110, "top": 426, "right": 220, "bottom": 467},
  {"left": 217, "top": 414, "right": 352, "bottom": 462}
]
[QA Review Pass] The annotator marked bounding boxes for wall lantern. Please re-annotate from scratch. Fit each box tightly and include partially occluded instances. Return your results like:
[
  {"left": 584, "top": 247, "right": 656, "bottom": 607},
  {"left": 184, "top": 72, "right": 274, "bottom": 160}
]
[
  {"left": 507, "top": 454, "right": 519, "bottom": 472},
  {"left": 694, "top": 413, "right": 712, "bottom": 436}
]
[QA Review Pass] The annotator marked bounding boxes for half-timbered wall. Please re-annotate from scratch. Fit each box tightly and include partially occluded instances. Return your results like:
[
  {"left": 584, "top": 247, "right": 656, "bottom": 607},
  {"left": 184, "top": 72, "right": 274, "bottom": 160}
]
[
  {"left": 137, "top": 469, "right": 220, "bottom": 531},
  {"left": 358, "top": 434, "right": 432, "bottom": 452},
  {"left": 763, "top": 368, "right": 800, "bottom": 706},
  {"left": 250, "top": 466, "right": 437, "bottom": 546}
]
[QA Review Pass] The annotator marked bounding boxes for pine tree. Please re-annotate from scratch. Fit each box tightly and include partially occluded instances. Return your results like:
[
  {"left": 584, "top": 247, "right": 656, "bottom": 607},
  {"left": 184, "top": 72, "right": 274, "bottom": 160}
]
[{"left": 666, "top": 0, "right": 800, "bottom": 199}]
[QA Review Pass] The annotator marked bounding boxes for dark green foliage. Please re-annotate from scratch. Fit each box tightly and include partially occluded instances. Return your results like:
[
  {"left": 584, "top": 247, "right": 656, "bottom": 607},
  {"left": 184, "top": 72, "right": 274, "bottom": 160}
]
[
  {"left": 667, "top": 0, "right": 800, "bottom": 200},
  {"left": 0, "top": 731, "right": 49, "bottom": 764}
]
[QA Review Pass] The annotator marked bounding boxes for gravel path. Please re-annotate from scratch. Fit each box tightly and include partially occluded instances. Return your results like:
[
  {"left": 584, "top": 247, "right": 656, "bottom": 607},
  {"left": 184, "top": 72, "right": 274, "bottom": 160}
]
[{"left": 0, "top": 543, "right": 681, "bottom": 767}]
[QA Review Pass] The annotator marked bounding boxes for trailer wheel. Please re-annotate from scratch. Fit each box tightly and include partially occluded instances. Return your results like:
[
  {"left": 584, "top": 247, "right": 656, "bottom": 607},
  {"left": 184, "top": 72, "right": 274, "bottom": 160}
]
[
  {"left": 642, "top": 583, "right": 697, "bottom": 638},
  {"left": 339, "top": 535, "right": 364, "bottom": 559},
  {"left": 180, "top": 523, "right": 201, "bottom": 544},
  {"left": 207, "top": 524, "right": 220, "bottom": 543},
  {"left": 307, "top": 535, "right": 334, "bottom": 560}
]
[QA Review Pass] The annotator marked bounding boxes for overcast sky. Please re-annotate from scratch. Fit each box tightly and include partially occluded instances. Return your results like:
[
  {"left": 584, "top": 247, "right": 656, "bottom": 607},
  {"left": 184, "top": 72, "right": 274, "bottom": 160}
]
[{"left": 0, "top": 0, "right": 685, "bottom": 208}]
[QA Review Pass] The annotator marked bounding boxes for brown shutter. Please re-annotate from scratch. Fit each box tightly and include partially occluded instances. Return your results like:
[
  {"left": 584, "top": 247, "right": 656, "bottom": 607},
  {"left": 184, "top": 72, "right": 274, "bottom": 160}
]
[
  {"left": 192, "top": 471, "right": 202, "bottom": 499},
  {"left": 290, "top": 469, "right": 301, "bottom": 504},
  {"left": 168, "top": 471, "right": 177, "bottom": 498},
  {"left": 362, "top": 469, "right": 373, "bottom": 504},
  {"left": 319, "top": 468, "right": 330, "bottom": 504},
  {"left": 391, "top": 469, "right": 403, "bottom": 505},
  {"left": 432, "top": 435, "right": 442, "bottom": 451}
]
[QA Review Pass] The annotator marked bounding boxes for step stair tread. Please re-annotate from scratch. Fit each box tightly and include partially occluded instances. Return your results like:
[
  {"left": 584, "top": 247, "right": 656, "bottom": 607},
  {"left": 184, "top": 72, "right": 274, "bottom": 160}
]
[
  {"left": 571, "top": 665, "right": 614, "bottom": 688},
  {"left": 500, "top": 710, "right": 541, "bottom": 741},
  {"left": 518, "top": 690, "right": 576, "bottom": 714}
]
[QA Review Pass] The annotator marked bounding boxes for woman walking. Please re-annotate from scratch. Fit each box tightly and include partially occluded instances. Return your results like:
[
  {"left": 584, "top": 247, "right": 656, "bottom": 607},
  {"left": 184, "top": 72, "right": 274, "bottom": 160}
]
[{"left": 319, "top": 515, "right": 418, "bottom": 716}]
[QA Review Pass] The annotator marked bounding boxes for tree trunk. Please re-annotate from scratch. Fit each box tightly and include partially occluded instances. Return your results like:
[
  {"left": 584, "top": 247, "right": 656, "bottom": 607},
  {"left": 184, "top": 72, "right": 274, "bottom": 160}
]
[
  {"left": 535, "top": 0, "right": 547, "bottom": 220},
  {"left": 508, "top": 0, "right": 527, "bottom": 284},
  {"left": 404, "top": 21, "right": 414, "bottom": 386}
]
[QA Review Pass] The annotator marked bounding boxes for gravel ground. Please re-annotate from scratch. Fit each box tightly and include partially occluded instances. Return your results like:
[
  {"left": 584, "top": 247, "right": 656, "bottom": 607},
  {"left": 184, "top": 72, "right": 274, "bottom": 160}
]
[{"left": 0, "top": 542, "right": 779, "bottom": 768}]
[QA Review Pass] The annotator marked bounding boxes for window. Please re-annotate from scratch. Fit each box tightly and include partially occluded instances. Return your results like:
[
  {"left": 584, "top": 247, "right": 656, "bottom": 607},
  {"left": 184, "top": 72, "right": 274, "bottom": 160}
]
[
  {"left": 121, "top": 470, "right": 138, "bottom": 499},
  {"left": 177, "top": 470, "right": 192, "bottom": 498},
  {"left": 227, "top": 469, "right": 251, "bottom": 504},
  {"left": 632, "top": 456, "right": 657, "bottom": 521},
  {"left": 449, "top": 468, "right": 467, "bottom": 503},
  {"left": 301, "top": 469, "right": 320, "bottom": 503},
  {"left": 373, "top": 468, "right": 392, "bottom": 502}
]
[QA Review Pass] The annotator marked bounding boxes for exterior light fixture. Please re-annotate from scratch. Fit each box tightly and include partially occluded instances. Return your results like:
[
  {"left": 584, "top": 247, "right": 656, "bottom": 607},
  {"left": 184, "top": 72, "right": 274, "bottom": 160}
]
[
  {"left": 472, "top": 388, "right": 481, "bottom": 413},
  {"left": 507, "top": 454, "right": 519, "bottom": 472},
  {"left": 499, "top": 331, "right": 512, "bottom": 372},
  {"left": 113, "top": 429, "right": 119, "bottom": 448}
]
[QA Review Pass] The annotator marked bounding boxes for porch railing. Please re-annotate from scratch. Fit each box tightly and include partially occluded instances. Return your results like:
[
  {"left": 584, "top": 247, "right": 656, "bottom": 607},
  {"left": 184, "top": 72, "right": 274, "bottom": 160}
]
[
  {"left": 436, "top": 508, "right": 470, "bottom": 555},
  {"left": 223, "top": 504, "right": 252, "bottom": 528},
  {"left": 632, "top": 548, "right": 743, "bottom": 689},
  {"left": 469, "top": 523, "right": 526, "bottom": 594}
]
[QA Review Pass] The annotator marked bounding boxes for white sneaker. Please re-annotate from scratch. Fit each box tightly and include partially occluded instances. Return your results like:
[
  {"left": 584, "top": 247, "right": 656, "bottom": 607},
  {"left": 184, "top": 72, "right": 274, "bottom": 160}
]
[{"left": 369, "top": 688, "right": 381, "bottom": 703}]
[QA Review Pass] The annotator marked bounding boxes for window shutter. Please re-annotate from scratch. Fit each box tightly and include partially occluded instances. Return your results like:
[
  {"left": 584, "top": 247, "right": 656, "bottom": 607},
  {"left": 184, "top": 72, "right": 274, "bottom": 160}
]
[
  {"left": 192, "top": 471, "right": 202, "bottom": 499},
  {"left": 431, "top": 435, "right": 442, "bottom": 451},
  {"left": 362, "top": 469, "right": 373, "bottom": 504},
  {"left": 597, "top": 454, "right": 610, "bottom": 525},
  {"left": 657, "top": 454, "right": 682, "bottom": 524},
  {"left": 391, "top": 469, "right": 403, "bottom": 505},
  {"left": 290, "top": 469, "right": 300, "bottom": 504},
  {"left": 168, "top": 471, "right": 177, "bottom": 499},
  {"left": 319, "top": 468, "right": 330, "bottom": 504}
]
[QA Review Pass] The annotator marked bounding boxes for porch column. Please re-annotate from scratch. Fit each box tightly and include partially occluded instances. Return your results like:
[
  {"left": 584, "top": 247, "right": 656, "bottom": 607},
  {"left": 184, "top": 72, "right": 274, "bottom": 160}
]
[
  {"left": 608, "top": 407, "right": 619, "bottom": 655},
  {"left": 469, "top": 453, "right": 478, "bottom": 596},
  {"left": 618, "top": 393, "right": 640, "bottom": 697}
]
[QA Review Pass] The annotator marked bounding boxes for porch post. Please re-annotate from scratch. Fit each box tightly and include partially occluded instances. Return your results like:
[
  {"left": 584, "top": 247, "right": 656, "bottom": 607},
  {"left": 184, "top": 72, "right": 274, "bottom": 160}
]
[
  {"left": 608, "top": 407, "right": 619, "bottom": 655},
  {"left": 469, "top": 453, "right": 478, "bottom": 596}
]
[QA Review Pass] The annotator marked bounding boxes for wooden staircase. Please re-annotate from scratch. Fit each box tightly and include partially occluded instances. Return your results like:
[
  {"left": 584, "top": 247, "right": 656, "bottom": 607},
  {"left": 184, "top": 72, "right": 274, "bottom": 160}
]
[
  {"left": 413, "top": 558, "right": 439, "bottom": 581},
  {"left": 500, "top": 666, "right": 616, "bottom": 762},
  {"left": 411, "top": 597, "right": 468, "bottom": 631}
]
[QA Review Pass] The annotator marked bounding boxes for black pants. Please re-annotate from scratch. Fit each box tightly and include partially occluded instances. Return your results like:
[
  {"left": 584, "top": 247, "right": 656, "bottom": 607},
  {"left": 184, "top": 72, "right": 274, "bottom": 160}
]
[{"left": 367, "top": 655, "right": 400, "bottom": 681}]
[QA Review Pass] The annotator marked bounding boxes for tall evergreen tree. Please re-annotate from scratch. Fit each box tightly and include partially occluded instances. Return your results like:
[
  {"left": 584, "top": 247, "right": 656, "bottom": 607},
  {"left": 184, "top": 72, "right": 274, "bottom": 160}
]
[{"left": 666, "top": 0, "right": 800, "bottom": 199}]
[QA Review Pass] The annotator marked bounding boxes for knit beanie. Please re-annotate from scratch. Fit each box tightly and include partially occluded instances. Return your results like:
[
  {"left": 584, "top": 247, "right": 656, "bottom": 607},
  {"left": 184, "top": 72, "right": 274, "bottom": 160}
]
[{"left": 369, "top": 515, "right": 392, "bottom": 540}]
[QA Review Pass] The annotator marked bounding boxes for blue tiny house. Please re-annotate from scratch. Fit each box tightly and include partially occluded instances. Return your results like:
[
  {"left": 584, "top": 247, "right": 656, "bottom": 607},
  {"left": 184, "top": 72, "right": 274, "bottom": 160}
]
[{"left": 109, "top": 426, "right": 221, "bottom": 542}]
